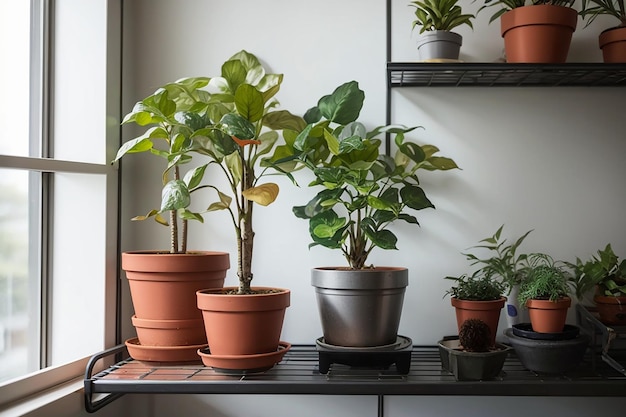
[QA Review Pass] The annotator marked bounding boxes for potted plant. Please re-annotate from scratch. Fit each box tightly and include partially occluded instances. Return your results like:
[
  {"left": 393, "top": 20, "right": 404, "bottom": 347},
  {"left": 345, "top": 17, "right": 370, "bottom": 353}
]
[
  {"left": 444, "top": 271, "right": 507, "bottom": 346},
  {"left": 438, "top": 318, "right": 512, "bottom": 381},
  {"left": 113, "top": 77, "right": 231, "bottom": 361},
  {"left": 580, "top": 0, "right": 626, "bottom": 62},
  {"left": 193, "top": 50, "right": 305, "bottom": 371},
  {"left": 461, "top": 225, "right": 533, "bottom": 327},
  {"left": 409, "top": 0, "right": 475, "bottom": 61},
  {"left": 478, "top": 0, "right": 578, "bottom": 62},
  {"left": 570, "top": 244, "right": 626, "bottom": 325},
  {"left": 518, "top": 253, "right": 573, "bottom": 333},
  {"left": 266, "top": 80, "right": 459, "bottom": 348}
]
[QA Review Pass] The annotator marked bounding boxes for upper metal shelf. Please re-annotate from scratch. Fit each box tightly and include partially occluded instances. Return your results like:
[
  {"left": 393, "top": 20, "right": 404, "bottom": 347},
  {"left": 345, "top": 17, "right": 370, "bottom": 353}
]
[{"left": 387, "top": 62, "right": 626, "bottom": 87}]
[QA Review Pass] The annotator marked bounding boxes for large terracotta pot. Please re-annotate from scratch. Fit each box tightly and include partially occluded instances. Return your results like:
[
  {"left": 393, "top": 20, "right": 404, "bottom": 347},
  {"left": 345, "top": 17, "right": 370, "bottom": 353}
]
[
  {"left": 526, "top": 296, "right": 571, "bottom": 333},
  {"left": 599, "top": 26, "right": 626, "bottom": 63},
  {"left": 451, "top": 297, "right": 506, "bottom": 346},
  {"left": 196, "top": 287, "right": 290, "bottom": 356},
  {"left": 500, "top": 5, "right": 577, "bottom": 63},
  {"left": 594, "top": 294, "right": 626, "bottom": 325},
  {"left": 310, "top": 267, "right": 408, "bottom": 347}
]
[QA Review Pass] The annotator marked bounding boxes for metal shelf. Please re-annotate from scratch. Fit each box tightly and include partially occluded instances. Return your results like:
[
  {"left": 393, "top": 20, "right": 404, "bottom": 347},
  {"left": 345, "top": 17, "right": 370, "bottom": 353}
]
[
  {"left": 387, "top": 63, "right": 626, "bottom": 87},
  {"left": 84, "top": 342, "right": 626, "bottom": 413}
]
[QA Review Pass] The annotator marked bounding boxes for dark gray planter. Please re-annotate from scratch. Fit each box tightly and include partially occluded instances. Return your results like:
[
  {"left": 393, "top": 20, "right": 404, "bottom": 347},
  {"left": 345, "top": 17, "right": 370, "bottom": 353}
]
[
  {"left": 416, "top": 30, "right": 463, "bottom": 61},
  {"left": 504, "top": 327, "right": 590, "bottom": 374},
  {"left": 311, "top": 267, "right": 408, "bottom": 347},
  {"left": 438, "top": 338, "right": 512, "bottom": 381}
]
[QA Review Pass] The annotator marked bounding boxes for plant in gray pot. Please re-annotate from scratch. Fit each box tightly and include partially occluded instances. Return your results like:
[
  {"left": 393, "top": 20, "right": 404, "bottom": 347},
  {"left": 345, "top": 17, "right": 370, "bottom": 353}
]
[
  {"left": 266, "top": 81, "right": 459, "bottom": 348},
  {"left": 409, "top": 0, "right": 475, "bottom": 61}
]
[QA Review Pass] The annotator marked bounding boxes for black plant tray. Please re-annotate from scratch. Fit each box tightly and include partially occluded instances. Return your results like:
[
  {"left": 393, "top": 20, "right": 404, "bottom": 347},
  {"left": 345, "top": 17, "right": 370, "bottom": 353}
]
[
  {"left": 315, "top": 336, "right": 412, "bottom": 374},
  {"left": 512, "top": 323, "right": 580, "bottom": 340}
]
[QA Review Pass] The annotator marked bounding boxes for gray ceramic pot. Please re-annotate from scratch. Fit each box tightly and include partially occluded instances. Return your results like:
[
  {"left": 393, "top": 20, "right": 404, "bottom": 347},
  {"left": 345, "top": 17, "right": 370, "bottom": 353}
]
[
  {"left": 438, "top": 337, "right": 512, "bottom": 381},
  {"left": 416, "top": 30, "right": 462, "bottom": 61},
  {"left": 311, "top": 267, "right": 408, "bottom": 347}
]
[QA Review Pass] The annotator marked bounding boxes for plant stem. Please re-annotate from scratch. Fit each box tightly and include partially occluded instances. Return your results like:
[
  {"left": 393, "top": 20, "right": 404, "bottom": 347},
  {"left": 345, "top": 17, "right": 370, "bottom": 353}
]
[{"left": 238, "top": 153, "right": 254, "bottom": 294}]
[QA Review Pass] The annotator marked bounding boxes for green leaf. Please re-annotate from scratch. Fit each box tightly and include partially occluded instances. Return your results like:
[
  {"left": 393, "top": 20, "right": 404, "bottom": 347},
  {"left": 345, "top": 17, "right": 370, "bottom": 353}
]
[
  {"left": 309, "top": 210, "right": 346, "bottom": 248},
  {"left": 338, "top": 136, "right": 366, "bottom": 154},
  {"left": 219, "top": 113, "right": 256, "bottom": 139},
  {"left": 303, "top": 106, "right": 322, "bottom": 124},
  {"left": 301, "top": 188, "right": 344, "bottom": 218},
  {"left": 365, "top": 228, "right": 398, "bottom": 250},
  {"left": 367, "top": 195, "right": 394, "bottom": 211},
  {"left": 178, "top": 208, "right": 204, "bottom": 222},
  {"left": 317, "top": 81, "right": 365, "bottom": 124},
  {"left": 221, "top": 59, "right": 247, "bottom": 93},
  {"left": 160, "top": 180, "right": 190, "bottom": 211},
  {"left": 399, "top": 142, "right": 426, "bottom": 164},
  {"left": 225, "top": 152, "right": 242, "bottom": 186},
  {"left": 207, "top": 190, "right": 232, "bottom": 212},
  {"left": 183, "top": 164, "right": 208, "bottom": 190},
  {"left": 112, "top": 137, "right": 153, "bottom": 162},
  {"left": 263, "top": 110, "right": 307, "bottom": 131},
  {"left": 235, "top": 84, "right": 264, "bottom": 122},
  {"left": 400, "top": 185, "right": 434, "bottom": 210}
]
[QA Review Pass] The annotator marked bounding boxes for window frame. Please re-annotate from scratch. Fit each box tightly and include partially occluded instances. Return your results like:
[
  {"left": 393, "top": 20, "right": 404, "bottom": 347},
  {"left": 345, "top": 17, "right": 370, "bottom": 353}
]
[{"left": 0, "top": 0, "right": 121, "bottom": 408}]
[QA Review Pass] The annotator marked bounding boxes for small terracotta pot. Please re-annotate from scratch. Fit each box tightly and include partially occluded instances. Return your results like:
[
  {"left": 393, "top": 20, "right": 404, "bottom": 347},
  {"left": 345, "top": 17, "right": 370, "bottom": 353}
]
[
  {"left": 123, "top": 251, "right": 229, "bottom": 320},
  {"left": 451, "top": 297, "right": 506, "bottom": 346},
  {"left": 500, "top": 5, "right": 577, "bottom": 63},
  {"left": 526, "top": 296, "right": 571, "bottom": 333},
  {"left": 132, "top": 315, "right": 207, "bottom": 346},
  {"left": 593, "top": 294, "right": 626, "bottom": 325},
  {"left": 196, "top": 287, "right": 290, "bottom": 357},
  {"left": 599, "top": 26, "right": 626, "bottom": 63}
]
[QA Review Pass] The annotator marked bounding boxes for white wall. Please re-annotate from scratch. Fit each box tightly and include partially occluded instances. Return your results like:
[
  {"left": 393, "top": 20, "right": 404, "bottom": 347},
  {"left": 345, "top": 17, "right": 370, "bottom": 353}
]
[{"left": 120, "top": 0, "right": 626, "bottom": 416}]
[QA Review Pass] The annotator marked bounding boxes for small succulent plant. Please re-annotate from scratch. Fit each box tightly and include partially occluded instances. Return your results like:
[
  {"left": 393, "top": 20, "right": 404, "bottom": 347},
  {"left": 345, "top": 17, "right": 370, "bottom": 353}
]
[{"left": 459, "top": 318, "right": 492, "bottom": 352}]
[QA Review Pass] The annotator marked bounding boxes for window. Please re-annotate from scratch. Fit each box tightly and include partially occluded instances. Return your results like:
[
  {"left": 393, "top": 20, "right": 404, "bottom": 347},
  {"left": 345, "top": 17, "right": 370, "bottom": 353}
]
[{"left": 0, "top": 0, "right": 120, "bottom": 401}]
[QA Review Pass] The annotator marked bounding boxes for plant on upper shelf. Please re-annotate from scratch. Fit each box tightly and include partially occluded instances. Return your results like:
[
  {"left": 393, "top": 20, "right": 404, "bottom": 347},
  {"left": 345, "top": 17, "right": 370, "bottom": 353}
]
[
  {"left": 518, "top": 253, "right": 573, "bottom": 305},
  {"left": 266, "top": 81, "right": 459, "bottom": 270},
  {"left": 445, "top": 271, "right": 506, "bottom": 301},
  {"left": 409, "top": 0, "right": 475, "bottom": 33},
  {"left": 461, "top": 225, "right": 533, "bottom": 294},
  {"left": 580, "top": 0, "right": 626, "bottom": 28},
  {"left": 479, "top": 0, "right": 575, "bottom": 24},
  {"left": 113, "top": 77, "right": 219, "bottom": 254},
  {"left": 569, "top": 244, "right": 626, "bottom": 299}
]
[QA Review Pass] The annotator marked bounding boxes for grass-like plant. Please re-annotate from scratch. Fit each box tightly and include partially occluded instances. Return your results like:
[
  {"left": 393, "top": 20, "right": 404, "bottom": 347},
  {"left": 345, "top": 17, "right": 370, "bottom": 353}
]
[
  {"left": 518, "top": 253, "right": 572, "bottom": 306},
  {"left": 580, "top": 0, "right": 626, "bottom": 27},
  {"left": 445, "top": 271, "right": 506, "bottom": 301},
  {"left": 479, "top": 0, "right": 575, "bottom": 24},
  {"left": 409, "top": 0, "right": 475, "bottom": 34}
]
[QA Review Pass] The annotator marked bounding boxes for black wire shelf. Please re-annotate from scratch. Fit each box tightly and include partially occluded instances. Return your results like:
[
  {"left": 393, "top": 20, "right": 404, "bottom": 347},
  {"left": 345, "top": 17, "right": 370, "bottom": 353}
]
[{"left": 387, "top": 62, "right": 626, "bottom": 87}]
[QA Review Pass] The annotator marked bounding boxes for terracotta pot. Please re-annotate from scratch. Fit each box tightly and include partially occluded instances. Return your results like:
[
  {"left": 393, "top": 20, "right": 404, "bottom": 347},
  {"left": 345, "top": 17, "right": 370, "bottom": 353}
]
[
  {"left": 196, "top": 287, "right": 290, "bottom": 356},
  {"left": 593, "top": 294, "right": 626, "bottom": 325},
  {"left": 123, "top": 251, "right": 229, "bottom": 320},
  {"left": 131, "top": 315, "right": 207, "bottom": 346},
  {"left": 599, "top": 26, "right": 626, "bottom": 63},
  {"left": 500, "top": 5, "right": 577, "bottom": 63},
  {"left": 526, "top": 296, "right": 571, "bottom": 333},
  {"left": 451, "top": 297, "right": 506, "bottom": 346}
]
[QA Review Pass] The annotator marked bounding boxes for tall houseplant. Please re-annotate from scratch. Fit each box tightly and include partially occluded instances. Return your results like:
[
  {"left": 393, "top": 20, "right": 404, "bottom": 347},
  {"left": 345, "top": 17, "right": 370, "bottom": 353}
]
[
  {"left": 267, "top": 81, "right": 459, "bottom": 347},
  {"left": 409, "top": 0, "right": 475, "bottom": 60},
  {"left": 113, "top": 78, "right": 230, "bottom": 361},
  {"left": 580, "top": 0, "right": 626, "bottom": 62},
  {"left": 194, "top": 50, "right": 305, "bottom": 370},
  {"left": 478, "top": 0, "right": 578, "bottom": 62}
]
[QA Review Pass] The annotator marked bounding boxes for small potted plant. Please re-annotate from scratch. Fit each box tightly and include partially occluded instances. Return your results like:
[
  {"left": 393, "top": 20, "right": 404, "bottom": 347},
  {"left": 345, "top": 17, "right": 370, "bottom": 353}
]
[
  {"left": 570, "top": 244, "right": 626, "bottom": 325},
  {"left": 113, "top": 77, "right": 231, "bottom": 362},
  {"left": 478, "top": 0, "right": 578, "bottom": 62},
  {"left": 518, "top": 253, "right": 573, "bottom": 333},
  {"left": 461, "top": 225, "right": 533, "bottom": 327},
  {"left": 444, "top": 271, "right": 507, "bottom": 346},
  {"left": 409, "top": 0, "right": 475, "bottom": 61},
  {"left": 580, "top": 0, "right": 626, "bottom": 62},
  {"left": 438, "top": 318, "right": 512, "bottom": 381},
  {"left": 267, "top": 80, "right": 459, "bottom": 349}
]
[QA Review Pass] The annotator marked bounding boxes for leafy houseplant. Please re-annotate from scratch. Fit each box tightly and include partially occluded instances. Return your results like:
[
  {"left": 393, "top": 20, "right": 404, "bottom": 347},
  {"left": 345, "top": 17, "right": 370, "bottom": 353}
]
[
  {"left": 409, "top": 0, "right": 475, "bottom": 60},
  {"left": 478, "top": 0, "right": 578, "bottom": 62},
  {"left": 518, "top": 253, "right": 573, "bottom": 333},
  {"left": 267, "top": 80, "right": 459, "bottom": 348},
  {"left": 445, "top": 272, "right": 506, "bottom": 301},
  {"left": 580, "top": 0, "right": 626, "bottom": 61},
  {"left": 570, "top": 244, "right": 626, "bottom": 325}
]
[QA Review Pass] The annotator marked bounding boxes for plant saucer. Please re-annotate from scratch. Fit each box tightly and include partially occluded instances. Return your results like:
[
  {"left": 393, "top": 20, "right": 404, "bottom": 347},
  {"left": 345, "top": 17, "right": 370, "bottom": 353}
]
[
  {"left": 512, "top": 323, "right": 579, "bottom": 340},
  {"left": 197, "top": 341, "right": 291, "bottom": 374},
  {"left": 125, "top": 337, "right": 206, "bottom": 363}
]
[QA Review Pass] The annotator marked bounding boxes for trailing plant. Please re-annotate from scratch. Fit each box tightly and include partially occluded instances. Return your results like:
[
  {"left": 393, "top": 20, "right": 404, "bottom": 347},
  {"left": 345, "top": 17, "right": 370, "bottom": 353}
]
[
  {"left": 445, "top": 271, "right": 506, "bottom": 301},
  {"left": 580, "top": 0, "right": 626, "bottom": 27},
  {"left": 479, "top": 0, "right": 576, "bottom": 24},
  {"left": 409, "top": 0, "right": 475, "bottom": 34},
  {"left": 459, "top": 318, "right": 491, "bottom": 352},
  {"left": 113, "top": 77, "right": 217, "bottom": 254},
  {"left": 266, "top": 81, "right": 459, "bottom": 270},
  {"left": 569, "top": 244, "right": 626, "bottom": 299},
  {"left": 518, "top": 253, "right": 572, "bottom": 306},
  {"left": 461, "top": 225, "right": 532, "bottom": 293}
]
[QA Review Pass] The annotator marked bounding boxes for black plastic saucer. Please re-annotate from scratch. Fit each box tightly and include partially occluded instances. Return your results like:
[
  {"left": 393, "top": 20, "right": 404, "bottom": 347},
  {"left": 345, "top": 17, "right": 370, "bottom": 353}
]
[{"left": 511, "top": 323, "right": 579, "bottom": 340}]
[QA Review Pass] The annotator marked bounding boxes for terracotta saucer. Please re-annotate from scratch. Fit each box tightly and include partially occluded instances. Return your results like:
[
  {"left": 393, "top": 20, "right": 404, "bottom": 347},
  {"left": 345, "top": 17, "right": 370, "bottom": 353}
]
[
  {"left": 125, "top": 337, "right": 206, "bottom": 363},
  {"left": 197, "top": 341, "right": 291, "bottom": 373}
]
